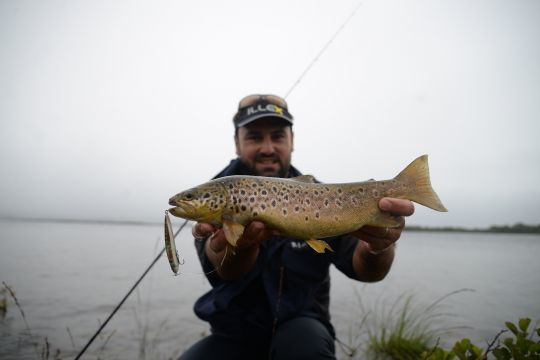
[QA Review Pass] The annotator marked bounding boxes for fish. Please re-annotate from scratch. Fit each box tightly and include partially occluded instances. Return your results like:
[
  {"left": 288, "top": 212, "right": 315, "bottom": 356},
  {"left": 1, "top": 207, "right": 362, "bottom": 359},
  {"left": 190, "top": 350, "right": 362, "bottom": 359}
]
[{"left": 168, "top": 155, "right": 447, "bottom": 253}]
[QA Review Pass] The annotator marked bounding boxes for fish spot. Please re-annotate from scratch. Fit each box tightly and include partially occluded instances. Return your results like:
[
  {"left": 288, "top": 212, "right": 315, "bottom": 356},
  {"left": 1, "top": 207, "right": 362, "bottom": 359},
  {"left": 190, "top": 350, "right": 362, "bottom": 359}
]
[
  {"left": 337, "top": 188, "right": 343, "bottom": 194},
  {"left": 235, "top": 206, "right": 240, "bottom": 213},
  {"left": 324, "top": 199, "right": 329, "bottom": 207},
  {"left": 334, "top": 216, "right": 339, "bottom": 221},
  {"left": 261, "top": 190, "right": 268, "bottom": 196},
  {"left": 233, "top": 197, "right": 238, "bottom": 205},
  {"left": 284, "top": 195, "right": 289, "bottom": 201},
  {"left": 249, "top": 197, "right": 256, "bottom": 203},
  {"left": 272, "top": 186, "right": 278, "bottom": 193},
  {"left": 272, "top": 200, "right": 277, "bottom": 207},
  {"left": 325, "top": 186, "right": 330, "bottom": 192},
  {"left": 315, "top": 211, "right": 320, "bottom": 219},
  {"left": 358, "top": 188, "right": 364, "bottom": 194},
  {"left": 373, "top": 190, "right": 379, "bottom": 197},
  {"left": 295, "top": 189, "right": 300, "bottom": 195},
  {"left": 305, "top": 216, "right": 309, "bottom": 222},
  {"left": 314, "top": 190, "right": 319, "bottom": 196},
  {"left": 335, "top": 200, "right": 342, "bottom": 207},
  {"left": 294, "top": 206, "right": 300, "bottom": 212},
  {"left": 252, "top": 183, "right": 258, "bottom": 188},
  {"left": 241, "top": 205, "right": 247, "bottom": 212},
  {"left": 204, "top": 193, "right": 211, "bottom": 198},
  {"left": 253, "top": 211, "right": 258, "bottom": 217},
  {"left": 261, "top": 204, "right": 266, "bottom": 210},
  {"left": 240, "top": 189, "right": 246, "bottom": 196},
  {"left": 282, "top": 208, "right": 288, "bottom": 216},
  {"left": 228, "top": 184, "right": 234, "bottom": 189},
  {"left": 305, "top": 199, "right": 311, "bottom": 205}
]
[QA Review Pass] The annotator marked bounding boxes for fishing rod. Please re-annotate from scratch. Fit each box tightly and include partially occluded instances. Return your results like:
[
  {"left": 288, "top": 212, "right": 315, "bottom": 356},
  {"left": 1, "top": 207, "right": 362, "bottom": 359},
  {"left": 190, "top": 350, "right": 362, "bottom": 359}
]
[
  {"left": 74, "top": 2, "right": 362, "bottom": 358},
  {"left": 283, "top": 1, "right": 362, "bottom": 99},
  {"left": 73, "top": 219, "right": 188, "bottom": 360}
]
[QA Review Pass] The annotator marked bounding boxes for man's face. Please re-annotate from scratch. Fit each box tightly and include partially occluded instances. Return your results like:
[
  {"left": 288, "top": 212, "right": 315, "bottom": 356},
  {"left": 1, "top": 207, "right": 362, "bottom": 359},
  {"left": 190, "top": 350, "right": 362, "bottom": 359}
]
[{"left": 235, "top": 118, "right": 294, "bottom": 178}]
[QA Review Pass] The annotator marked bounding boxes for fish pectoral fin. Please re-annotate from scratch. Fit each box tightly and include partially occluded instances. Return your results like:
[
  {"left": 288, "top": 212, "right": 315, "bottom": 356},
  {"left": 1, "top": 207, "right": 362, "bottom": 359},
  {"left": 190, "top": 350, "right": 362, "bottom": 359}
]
[
  {"left": 291, "top": 175, "right": 316, "bottom": 183},
  {"left": 222, "top": 220, "right": 245, "bottom": 247},
  {"left": 368, "top": 212, "right": 401, "bottom": 228},
  {"left": 305, "top": 239, "right": 334, "bottom": 253}
]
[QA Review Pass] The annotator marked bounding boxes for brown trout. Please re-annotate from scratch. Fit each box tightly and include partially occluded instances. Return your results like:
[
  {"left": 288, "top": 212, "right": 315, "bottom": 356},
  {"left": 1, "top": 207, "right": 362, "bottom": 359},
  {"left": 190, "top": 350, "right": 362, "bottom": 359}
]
[{"left": 168, "top": 155, "right": 447, "bottom": 254}]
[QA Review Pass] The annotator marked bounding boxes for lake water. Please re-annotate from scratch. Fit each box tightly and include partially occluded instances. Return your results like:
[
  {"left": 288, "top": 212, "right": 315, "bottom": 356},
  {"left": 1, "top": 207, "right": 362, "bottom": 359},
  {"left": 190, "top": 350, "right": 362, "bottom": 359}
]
[{"left": 1, "top": 220, "right": 539, "bottom": 359}]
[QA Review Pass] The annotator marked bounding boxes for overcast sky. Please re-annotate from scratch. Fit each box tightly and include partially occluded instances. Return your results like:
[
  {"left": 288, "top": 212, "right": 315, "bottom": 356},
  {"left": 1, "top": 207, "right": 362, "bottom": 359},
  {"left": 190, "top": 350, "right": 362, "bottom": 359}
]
[{"left": 1, "top": 0, "right": 539, "bottom": 228}]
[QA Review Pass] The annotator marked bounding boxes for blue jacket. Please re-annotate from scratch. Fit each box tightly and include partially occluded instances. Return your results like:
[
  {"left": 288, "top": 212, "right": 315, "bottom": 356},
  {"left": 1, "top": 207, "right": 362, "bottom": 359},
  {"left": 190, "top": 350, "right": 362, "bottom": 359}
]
[{"left": 193, "top": 159, "right": 359, "bottom": 343}]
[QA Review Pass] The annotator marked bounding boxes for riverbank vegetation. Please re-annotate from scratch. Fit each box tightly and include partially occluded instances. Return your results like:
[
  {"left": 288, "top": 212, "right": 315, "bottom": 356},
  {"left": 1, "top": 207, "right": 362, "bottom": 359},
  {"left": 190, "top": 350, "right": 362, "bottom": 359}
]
[{"left": 363, "top": 317, "right": 540, "bottom": 360}]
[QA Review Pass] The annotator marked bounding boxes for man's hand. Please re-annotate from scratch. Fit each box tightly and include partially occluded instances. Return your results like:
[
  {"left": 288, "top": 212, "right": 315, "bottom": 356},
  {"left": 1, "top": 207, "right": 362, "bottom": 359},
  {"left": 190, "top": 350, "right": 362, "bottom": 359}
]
[
  {"left": 350, "top": 197, "right": 414, "bottom": 281},
  {"left": 351, "top": 198, "right": 415, "bottom": 252},
  {"left": 192, "top": 221, "right": 275, "bottom": 252},
  {"left": 192, "top": 220, "right": 275, "bottom": 280}
]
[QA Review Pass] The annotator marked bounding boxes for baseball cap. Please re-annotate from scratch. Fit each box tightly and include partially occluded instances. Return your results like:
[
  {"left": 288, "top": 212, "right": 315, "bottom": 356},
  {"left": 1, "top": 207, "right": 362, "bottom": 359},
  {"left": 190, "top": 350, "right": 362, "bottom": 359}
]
[{"left": 233, "top": 94, "right": 294, "bottom": 128}]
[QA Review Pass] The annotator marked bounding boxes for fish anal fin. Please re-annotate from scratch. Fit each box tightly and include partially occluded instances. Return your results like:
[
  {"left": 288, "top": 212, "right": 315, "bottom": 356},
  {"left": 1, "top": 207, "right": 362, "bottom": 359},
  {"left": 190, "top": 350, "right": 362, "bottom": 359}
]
[
  {"left": 222, "top": 220, "right": 245, "bottom": 247},
  {"left": 368, "top": 212, "right": 401, "bottom": 228},
  {"left": 305, "top": 239, "right": 334, "bottom": 253},
  {"left": 292, "top": 175, "right": 316, "bottom": 183}
]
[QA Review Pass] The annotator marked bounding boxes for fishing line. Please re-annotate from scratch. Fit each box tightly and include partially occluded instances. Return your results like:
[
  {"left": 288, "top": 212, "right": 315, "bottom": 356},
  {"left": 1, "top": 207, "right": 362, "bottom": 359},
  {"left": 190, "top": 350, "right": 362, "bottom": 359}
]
[
  {"left": 283, "top": 1, "right": 363, "bottom": 99},
  {"left": 74, "top": 219, "right": 188, "bottom": 360},
  {"left": 174, "top": 242, "right": 229, "bottom": 277}
]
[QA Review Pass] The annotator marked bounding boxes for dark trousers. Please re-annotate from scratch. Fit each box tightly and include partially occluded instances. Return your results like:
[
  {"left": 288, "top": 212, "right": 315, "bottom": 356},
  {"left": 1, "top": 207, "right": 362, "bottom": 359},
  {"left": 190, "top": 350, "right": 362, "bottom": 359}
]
[{"left": 179, "top": 317, "right": 336, "bottom": 360}]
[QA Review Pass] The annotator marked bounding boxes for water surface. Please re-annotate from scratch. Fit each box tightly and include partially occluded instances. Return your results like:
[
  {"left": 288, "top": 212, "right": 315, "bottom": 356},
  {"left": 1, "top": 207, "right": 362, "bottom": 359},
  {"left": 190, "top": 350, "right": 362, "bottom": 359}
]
[{"left": 1, "top": 221, "right": 539, "bottom": 359}]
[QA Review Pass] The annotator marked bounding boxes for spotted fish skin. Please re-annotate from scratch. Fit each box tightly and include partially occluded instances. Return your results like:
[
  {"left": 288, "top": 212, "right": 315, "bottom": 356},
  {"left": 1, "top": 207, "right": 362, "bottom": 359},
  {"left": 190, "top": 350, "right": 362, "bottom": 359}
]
[{"left": 168, "top": 155, "right": 447, "bottom": 252}]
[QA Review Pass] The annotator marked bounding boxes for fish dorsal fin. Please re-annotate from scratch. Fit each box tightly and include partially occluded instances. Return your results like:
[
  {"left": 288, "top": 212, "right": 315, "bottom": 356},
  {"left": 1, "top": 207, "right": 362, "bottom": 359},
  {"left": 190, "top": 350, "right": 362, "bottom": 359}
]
[
  {"left": 292, "top": 175, "right": 316, "bottom": 183},
  {"left": 222, "top": 220, "right": 245, "bottom": 247}
]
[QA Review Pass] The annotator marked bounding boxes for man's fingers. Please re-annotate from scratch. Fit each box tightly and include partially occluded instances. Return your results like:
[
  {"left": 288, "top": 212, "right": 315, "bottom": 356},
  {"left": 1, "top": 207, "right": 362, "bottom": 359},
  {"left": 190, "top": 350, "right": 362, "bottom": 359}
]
[
  {"left": 379, "top": 198, "right": 415, "bottom": 217},
  {"left": 238, "top": 221, "right": 272, "bottom": 248},
  {"left": 208, "top": 229, "right": 228, "bottom": 253},
  {"left": 192, "top": 222, "right": 216, "bottom": 239}
]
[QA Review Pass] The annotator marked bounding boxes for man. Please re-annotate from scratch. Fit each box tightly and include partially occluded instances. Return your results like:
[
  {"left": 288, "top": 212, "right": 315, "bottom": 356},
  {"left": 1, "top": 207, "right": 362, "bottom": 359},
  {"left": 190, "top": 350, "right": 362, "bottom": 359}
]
[{"left": 180, "top": 94, "right": 414, "bottom": 359}]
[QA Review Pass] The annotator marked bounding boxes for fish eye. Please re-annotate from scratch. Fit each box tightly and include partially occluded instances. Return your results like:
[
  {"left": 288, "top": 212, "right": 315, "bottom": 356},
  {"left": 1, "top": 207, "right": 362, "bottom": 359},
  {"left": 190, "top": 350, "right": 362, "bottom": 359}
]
[{"left": 184, "top": 192, "right": 194, "bottom": 200}]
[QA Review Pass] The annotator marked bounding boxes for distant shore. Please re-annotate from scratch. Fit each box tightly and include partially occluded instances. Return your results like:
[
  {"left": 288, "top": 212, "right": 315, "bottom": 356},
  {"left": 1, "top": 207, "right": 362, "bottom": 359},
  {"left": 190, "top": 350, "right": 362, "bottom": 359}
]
[
  {"left": 406, "top": 223, "right": 540, "bottom": 234},
  {"left": 0, "top": 215, "right": 161, "bottom": 227},
  {"left": 2, "top": 216, "right": 539, "bottom": 234}
]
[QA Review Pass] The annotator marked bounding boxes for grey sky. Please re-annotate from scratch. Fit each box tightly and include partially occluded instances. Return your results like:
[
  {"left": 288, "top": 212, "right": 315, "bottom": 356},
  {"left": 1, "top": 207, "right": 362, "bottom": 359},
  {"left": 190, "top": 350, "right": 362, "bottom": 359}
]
[{"left": 1, "top": 0, "right": 539, "bottom": 228}]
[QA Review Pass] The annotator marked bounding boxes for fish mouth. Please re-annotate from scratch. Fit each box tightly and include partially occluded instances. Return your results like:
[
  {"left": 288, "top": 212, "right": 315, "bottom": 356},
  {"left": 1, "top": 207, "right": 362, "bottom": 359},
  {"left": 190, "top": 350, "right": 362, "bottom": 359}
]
[{"left": 168, "top": 201, "right": 196, "bottom": 218}]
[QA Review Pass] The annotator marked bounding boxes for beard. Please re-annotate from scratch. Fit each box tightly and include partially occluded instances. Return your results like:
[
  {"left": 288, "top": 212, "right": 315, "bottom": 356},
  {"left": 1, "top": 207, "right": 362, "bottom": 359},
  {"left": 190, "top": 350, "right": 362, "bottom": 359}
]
[{"left": 241, "top": 153, "right": 290, "bottom": 178}]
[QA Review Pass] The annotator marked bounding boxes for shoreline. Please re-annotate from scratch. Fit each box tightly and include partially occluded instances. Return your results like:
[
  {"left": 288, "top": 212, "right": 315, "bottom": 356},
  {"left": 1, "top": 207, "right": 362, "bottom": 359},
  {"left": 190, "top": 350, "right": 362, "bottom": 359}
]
[{"left": 2, "top": 216, "right": 539, "bottom": 234}]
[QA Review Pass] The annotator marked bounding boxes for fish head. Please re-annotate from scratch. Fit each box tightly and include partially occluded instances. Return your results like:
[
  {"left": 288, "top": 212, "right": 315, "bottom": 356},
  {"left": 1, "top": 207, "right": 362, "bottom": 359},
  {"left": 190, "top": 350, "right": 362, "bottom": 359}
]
[{"left": 168, "top": 181, "right": 226, "bottom": 223}]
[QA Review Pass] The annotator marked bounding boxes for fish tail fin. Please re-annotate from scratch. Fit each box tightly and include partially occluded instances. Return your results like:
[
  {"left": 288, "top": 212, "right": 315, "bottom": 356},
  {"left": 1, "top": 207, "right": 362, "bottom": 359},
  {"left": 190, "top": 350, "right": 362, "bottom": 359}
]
[{"left": 395, "top": 155, "right": 448, "bottom": 212}]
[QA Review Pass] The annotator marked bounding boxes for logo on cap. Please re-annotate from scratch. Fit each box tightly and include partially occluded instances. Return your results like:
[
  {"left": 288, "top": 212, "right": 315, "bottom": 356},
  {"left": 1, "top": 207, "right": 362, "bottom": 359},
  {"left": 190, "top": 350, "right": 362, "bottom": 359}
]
[{"left": 246, "top": 104, "right": 284, "bottom": 116}]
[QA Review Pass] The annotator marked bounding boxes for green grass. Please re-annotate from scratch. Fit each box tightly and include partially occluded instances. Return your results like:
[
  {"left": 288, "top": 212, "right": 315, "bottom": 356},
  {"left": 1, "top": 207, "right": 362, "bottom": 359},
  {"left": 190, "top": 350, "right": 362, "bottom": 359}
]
[{"left": 341, "top": 288, "right": 473, "bottom": 360}]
